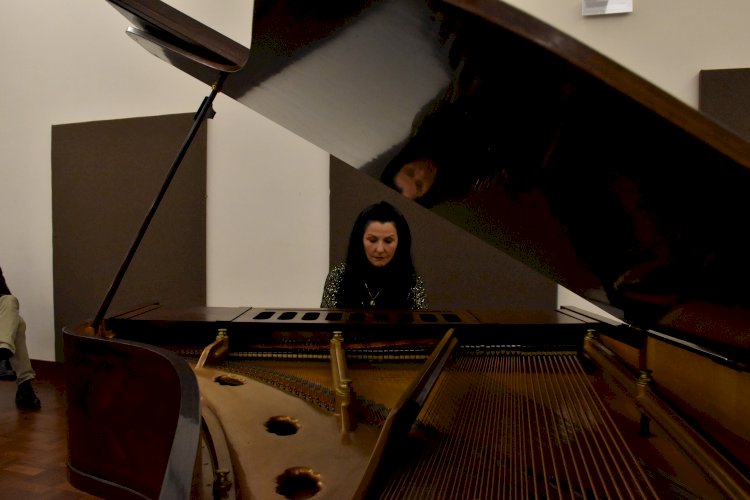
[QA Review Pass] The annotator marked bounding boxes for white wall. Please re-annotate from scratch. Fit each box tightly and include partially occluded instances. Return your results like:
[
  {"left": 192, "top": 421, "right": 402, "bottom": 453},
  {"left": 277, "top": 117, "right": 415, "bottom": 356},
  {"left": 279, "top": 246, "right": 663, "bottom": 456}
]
[
  {"left": 3, "top": 1, "right": 750, "bottom": 361},
  {"left": 206, "top": 100, "right": 329, "bottom": 308}
]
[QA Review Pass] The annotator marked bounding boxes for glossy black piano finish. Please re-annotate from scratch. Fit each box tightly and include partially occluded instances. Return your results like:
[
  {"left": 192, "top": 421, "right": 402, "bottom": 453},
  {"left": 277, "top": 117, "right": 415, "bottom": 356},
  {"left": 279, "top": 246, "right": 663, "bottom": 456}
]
[{"left": 106, "top": 0, "right": 750, "bottom": 354}]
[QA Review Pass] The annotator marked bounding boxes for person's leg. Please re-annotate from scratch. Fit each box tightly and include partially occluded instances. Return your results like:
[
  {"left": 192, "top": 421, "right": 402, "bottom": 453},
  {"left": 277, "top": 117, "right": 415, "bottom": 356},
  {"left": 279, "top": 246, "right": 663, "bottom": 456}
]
[
  {"left": 0, "top": 297, "right": 40, "bottom": 409},
  {"left": 0, "top": 358, "right": 16, "bottom": 381},
  {"left": 0, "top": 295, "right": 21, "bottom": 358},
  {"left": 11, "top": 315, "right": 40, "bottom": 410},
  {"left": 9, "top": 316, "right": 36, "bottom": 384}
]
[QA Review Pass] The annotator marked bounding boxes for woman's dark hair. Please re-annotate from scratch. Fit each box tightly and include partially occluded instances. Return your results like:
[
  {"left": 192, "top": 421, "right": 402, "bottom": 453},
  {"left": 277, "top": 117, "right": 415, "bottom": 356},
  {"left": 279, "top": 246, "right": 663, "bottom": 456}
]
[{"left": 337, "top": 201, "right": 417, "bottom": 308}]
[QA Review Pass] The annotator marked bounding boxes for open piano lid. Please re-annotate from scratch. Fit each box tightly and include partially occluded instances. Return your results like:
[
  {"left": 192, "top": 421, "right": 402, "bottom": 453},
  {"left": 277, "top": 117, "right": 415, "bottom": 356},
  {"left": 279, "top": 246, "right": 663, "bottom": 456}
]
[{"left": 105, "top": 0, "right": 750, "bottom": 356}]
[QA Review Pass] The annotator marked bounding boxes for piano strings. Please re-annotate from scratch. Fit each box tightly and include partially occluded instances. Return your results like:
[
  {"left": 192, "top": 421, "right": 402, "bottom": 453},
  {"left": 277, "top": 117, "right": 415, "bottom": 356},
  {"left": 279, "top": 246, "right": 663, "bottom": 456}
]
[{"left": 377, "top": 349, "right": 659, "bottom": 499}]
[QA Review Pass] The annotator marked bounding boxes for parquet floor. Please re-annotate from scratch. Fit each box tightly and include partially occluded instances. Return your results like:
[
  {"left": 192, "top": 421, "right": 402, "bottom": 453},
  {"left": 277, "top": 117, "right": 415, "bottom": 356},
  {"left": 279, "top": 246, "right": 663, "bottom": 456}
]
[{"left": 0, "top": 361, "right": 100, "bottom": 499}]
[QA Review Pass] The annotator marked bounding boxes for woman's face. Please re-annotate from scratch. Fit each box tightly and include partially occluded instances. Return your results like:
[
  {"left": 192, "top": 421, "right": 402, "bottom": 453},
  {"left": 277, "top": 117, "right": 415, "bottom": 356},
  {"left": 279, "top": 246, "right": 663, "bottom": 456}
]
[
  {"left": 393, "top": 158, "right": 437, "bottom": 200},
  {"left": 363, "top": 221, "right": 398, "bottom": 267}
]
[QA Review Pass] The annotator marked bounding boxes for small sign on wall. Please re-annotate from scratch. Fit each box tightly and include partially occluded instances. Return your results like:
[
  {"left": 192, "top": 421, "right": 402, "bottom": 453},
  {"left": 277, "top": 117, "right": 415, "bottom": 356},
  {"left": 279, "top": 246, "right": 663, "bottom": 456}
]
[{"left": 582, "top": 0, "right": 633, "bottom": 16}]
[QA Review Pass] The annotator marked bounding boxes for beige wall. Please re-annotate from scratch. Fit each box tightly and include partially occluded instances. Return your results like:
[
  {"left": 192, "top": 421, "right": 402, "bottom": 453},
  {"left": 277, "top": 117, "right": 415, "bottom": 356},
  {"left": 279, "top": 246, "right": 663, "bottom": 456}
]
[{"left": 2, "top": 1, "right": 750, "bottom": 361}]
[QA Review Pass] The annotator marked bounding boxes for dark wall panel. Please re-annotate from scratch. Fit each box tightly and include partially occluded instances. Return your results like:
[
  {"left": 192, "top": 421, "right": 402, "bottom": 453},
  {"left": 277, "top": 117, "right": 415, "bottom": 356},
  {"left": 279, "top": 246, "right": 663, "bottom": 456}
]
[
  {"left": 329, "top": 158, "right": 556, "bottom": 311},
  {"left": 700, "top": 68, "right": 750, "bottom": 142},
  {"left": 52, "top": 113, "right": 206, "bottom": 359}
]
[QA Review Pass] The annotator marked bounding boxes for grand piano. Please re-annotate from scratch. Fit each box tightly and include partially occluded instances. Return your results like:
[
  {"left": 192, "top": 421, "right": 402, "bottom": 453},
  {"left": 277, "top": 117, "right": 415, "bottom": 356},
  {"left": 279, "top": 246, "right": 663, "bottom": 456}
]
[{"left": 63, "top": 1, "right": 750, "bottom": 498}]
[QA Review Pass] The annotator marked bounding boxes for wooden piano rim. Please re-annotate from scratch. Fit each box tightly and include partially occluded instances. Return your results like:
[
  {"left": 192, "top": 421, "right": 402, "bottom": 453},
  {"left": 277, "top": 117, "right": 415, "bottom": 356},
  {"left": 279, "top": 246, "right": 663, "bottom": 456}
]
[
  {"left": 64, "top": 325, "right": 201, "bottom": 499},
  {"left": 584, "top": 335, "right": 750, "bottom": 499}
]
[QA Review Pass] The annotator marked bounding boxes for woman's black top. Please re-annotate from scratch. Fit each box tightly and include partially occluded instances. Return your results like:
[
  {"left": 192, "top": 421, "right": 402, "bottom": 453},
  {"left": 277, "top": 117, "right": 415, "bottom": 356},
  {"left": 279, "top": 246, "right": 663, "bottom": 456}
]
[{"left": 321, "top": 263, "right": 428, "bottom": 310}]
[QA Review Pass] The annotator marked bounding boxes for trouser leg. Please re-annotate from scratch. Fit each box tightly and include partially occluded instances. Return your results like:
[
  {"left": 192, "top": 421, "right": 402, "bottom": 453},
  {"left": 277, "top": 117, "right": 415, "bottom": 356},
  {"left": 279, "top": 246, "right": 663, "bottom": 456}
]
[
  {"left": 0, "top": 294, "right": 20, "bottom": 354},
  {"left": 0, "top": 295, "right": 35, "bottom": 384},
  {"left": 10, "top": 316, "right": 35, "bottom": 384}
]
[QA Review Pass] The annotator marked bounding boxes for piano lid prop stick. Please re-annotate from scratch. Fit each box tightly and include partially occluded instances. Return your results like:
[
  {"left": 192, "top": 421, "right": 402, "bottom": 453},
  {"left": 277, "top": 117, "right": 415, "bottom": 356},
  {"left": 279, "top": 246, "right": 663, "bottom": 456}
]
[{"left": 90, "top": 73, "right": 229, "bottom": 335}]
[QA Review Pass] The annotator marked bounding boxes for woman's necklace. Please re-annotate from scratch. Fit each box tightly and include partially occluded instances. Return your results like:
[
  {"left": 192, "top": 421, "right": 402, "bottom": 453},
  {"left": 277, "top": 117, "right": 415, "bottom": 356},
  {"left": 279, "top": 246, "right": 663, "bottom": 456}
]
[{"left": 364, "top": 283, "right": 382, "bottom": 307}]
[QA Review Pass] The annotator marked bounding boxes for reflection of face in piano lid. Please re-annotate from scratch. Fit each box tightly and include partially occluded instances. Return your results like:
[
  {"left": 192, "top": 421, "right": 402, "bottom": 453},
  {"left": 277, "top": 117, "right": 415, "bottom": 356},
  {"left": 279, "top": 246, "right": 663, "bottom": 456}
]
[{"left": 392, "top": 158, "right": 437, "bottom": 201}]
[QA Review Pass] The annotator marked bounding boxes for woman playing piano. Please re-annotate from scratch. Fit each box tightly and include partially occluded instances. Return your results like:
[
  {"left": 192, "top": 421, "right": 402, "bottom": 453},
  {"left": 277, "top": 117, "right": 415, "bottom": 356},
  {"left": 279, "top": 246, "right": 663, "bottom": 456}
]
[{"left": 321, "top": 201, "right": 428, "bottom": 310}]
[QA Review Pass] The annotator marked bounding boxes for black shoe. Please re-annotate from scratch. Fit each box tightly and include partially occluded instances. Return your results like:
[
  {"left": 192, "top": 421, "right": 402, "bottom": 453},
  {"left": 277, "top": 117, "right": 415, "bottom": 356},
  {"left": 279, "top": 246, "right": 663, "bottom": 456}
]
[
  {"left": 0, "top": 347, "right": 11, "bottom": 361},
  {"left": 0, "top": 359, "right": 16, "bottom": 381},
  {"left": 16, "top": 380, "right": 41, "bottom": 410}
]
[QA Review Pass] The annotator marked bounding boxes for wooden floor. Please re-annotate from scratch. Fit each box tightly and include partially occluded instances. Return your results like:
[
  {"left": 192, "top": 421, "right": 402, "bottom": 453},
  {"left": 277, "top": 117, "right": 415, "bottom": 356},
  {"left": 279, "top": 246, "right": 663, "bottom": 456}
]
[{"left": 0, "top": 360, "right": 100, "bottom": 499}]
